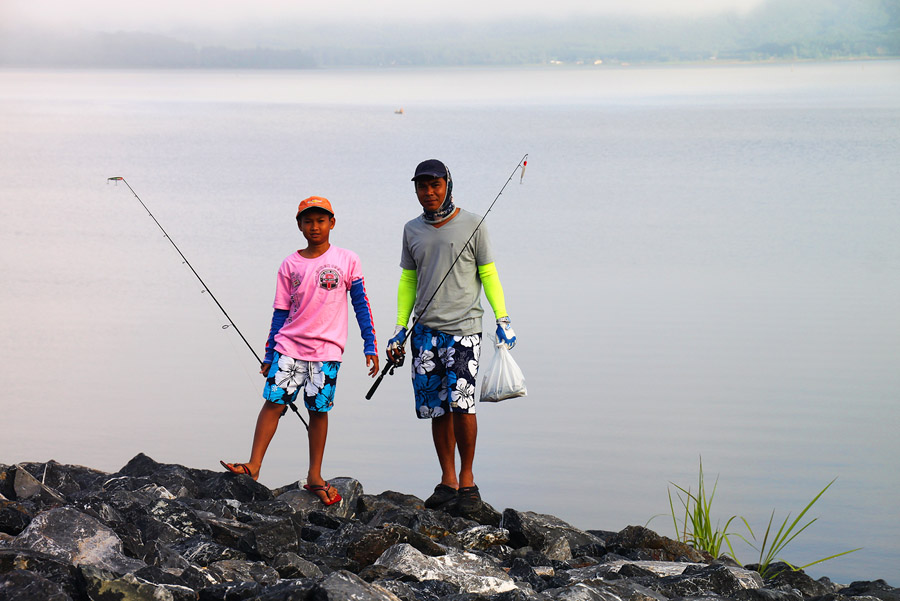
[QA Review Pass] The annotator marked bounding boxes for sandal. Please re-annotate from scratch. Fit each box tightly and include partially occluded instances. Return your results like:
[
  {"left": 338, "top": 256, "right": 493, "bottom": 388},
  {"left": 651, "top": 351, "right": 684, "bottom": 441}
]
[
  {"left": 424, "top": 484, "right": 458, "bottom": 509},
  {"left": 303, "top": 482, "right": 342, "bottom": 506},
  {"left": 220, "top": 461, "right": 257, "bottom": 480},
  {"left": 457, "top": 485, "right": 483, "bottom": 513}
]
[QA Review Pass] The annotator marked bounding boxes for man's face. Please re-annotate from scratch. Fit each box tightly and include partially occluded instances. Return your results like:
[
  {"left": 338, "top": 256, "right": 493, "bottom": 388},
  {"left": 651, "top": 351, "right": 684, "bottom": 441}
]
[
  {"left": 298, "top": 210, "right": 335, "bottom": 244},
  {"left": 415, "top": 177, "right": 447, "bottom": 213}
]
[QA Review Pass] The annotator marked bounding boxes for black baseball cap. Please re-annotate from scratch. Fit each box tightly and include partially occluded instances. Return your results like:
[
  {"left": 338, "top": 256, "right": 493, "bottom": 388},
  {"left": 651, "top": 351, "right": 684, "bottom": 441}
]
[{"left": 411, "top": 159, "right": 449, "bottom": 181}]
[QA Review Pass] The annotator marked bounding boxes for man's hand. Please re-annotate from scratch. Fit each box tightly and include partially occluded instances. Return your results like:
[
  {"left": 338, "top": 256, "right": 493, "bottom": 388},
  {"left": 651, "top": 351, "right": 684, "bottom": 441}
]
[
  {"left": 496, "top": 317, "right": 517, "bottom": 349},
  {"left": 386, "top": 325, "right": 407, "bottom": 364},
  {"left": 259, "top": 362, "right": 271, "bottom": 376},
  {"left": 366, "top": 354, "right": 380, "bottom": 377}
]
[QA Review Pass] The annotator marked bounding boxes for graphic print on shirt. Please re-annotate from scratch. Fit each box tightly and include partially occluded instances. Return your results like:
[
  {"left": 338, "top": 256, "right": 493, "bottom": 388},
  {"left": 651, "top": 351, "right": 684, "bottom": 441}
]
[
  {"left": 286, "top": 263, "right": 346, "bottom": 324},
  {"left": 318, "top": 268, "right": 341, "bottom": 291}
]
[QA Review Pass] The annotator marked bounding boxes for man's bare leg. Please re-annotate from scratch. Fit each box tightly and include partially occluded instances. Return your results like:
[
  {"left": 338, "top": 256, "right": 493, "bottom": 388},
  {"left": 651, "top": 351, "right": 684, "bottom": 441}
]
[
  {"left": 453, "top": 413, "right": 477, "bottom": 489},
  {"left": 432, "top": 413, "right": 459, "bottom": 489}
]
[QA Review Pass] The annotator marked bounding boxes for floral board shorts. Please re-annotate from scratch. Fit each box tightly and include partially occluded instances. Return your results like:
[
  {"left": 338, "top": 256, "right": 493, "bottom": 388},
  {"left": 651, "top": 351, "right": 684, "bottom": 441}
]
[
  {"left": 410, "top": 322, "right": 481, "bottom": 419},
  {"left": 263, "top": 351, "right": 341, "bottom": 413}
]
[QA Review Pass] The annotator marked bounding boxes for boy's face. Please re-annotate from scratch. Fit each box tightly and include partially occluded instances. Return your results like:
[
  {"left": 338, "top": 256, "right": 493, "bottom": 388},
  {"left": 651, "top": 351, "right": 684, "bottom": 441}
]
[
  {"left": 298, "top": 209, "right": 335, "bottom": 244},
  {"left": 415, "top": 177, "right": 447, "bottom": 213}
]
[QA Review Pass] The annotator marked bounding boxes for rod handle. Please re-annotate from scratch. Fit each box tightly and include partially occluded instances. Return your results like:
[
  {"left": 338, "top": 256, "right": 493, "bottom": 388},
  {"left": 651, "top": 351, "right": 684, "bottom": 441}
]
[{"left": 365, "top": 359, "right": 398, "bottom": 400}]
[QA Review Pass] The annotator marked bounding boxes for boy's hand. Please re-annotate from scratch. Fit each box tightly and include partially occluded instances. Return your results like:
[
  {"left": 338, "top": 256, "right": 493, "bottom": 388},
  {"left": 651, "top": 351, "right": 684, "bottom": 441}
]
[
  {"left": 366, "top": 355, "right": 380, "bottom": 377},
  {"left": 260, "top": 362, "right": 271, "bottom": 376}
]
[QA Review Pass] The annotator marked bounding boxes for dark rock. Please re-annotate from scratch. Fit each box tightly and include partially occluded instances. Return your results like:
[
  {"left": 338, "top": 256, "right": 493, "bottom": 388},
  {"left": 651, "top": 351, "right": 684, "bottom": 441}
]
[
  {"left": 376, "top": 579, "right": 426, "bottom": 601},
  {"left": 271, "top": 551, "right": 324, "bottom": 579},
  {"left": 198, "top": 580, "right": 262, "bottom": 600},
  {"left": 309, "top": 510, "right": 345, "bottom": 530},
  {"left": 251, "top": 579, "right": 317, "bottom": 600},
  {"left": 403, "top": 579, "right": 463, "bottom": 601},
  {"left": 202, "top": 513, "right": 255, "bottom": 549},
  {"left": 607, "top": 525, "right": 710, "bottom": 563},
  {"left": 0, "top": 500, "right": 33, "bottom": 536},
  {"left": 115, "top": 453, "right": 212, "bottom": 498},
  {"left": 654, "top": 563, "right": 746, "bottom": 598},
  {"left": 444, "top": 498, "right": 503, "bottom": 527},
  {"left": 236, "top": 515, "right": 299, "bottom": 559},
  {"left": 501, "top": 509, "right": 605, "bottom": 560},
  {"left": 457, "top": 525, "right": 510, "bottom": 552},
  {"left": 840, "top": 580, "right": 900, "bottom": 601},
  {"left": 736, "top": 587, "right": 805, "bottom": 601},
  {"left": 276, "top": 477, "right": 363, "bottom": 520},
  {"left": 375, "top": 543, "right": 517, "bottom": 595},
  {"left": 509, "top": 547, "right": 554, "bottom": 568},
  {"left": 0, "top": 549, "right": 82, "bottom": 599},
  {"left": 0, "top": 465, "right": 14, "bottom": 499},
  {"left": 16, "top": 461, "right": 107, "bottom": 497},
  {"left": 80, "top": 564, "right": 196, "bottom": 601},
  {"left": 199, "top": 473, "right": 275, "bottom": 504},
  {"left": 360, "top": 490, "right": 426, "bottom": 512},
  {"left": 207, "top": 558, "right": 280, "bottom": 585},
  {"left": 0, "top": 568, "right": 72, "bottom": 601},
  {"left": 360, "top": 503, "right": 469, "bottom": 547},
  {"left": 132, "top": 563, "right": 187, "bottom": 586},
  {"left": 347, "top": 523, "right": 447, "bottom": 566},
  {"left": 171, "top": 534, "right": 247, "bottom": 566},
  {"left": 508, "top": 556, "right": 548, "bottom": 591},
  {"left": 751, "top": 563, "right": 832, "bottom": 597},
  {"left": 8, "top": 506, "right": 146, "bottom": 574},
  {"left": 1, "top": 454, "right": 888, "bottom": 601},
  {"left": 12, "top": 465, "right": 68, "bottom": 507},
  {"left": 314, "top": 569, "right": 405, "bottom": 600}
]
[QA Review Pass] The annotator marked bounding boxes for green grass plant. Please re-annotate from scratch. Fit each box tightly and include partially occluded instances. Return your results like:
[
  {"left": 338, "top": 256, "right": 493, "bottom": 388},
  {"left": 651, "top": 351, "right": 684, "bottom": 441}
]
[
  {"left": 744, "top": 478, "right": 862, "bottom": 579},
  {"left": 667, "top": 461, "right": 860, "bottom": 578},
  {"left": 667, "top": 458, "right": 743, "bottom": 559}
]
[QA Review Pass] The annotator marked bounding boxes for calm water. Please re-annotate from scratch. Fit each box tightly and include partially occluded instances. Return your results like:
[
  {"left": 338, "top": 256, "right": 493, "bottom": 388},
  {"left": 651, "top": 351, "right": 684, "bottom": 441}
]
[{"left": 1, "top": 63, "right": 898, "bottom": 584}]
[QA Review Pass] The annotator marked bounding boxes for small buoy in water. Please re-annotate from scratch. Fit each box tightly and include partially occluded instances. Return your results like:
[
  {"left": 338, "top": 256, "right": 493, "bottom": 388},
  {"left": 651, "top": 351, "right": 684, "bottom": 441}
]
[{"left": 394, "top": 108, "right": 404, "bottom": 115}]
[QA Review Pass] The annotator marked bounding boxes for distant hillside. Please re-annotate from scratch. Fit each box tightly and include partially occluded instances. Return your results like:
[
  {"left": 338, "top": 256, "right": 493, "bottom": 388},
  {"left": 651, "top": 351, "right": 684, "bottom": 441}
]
[{"left": 1, "top": 0, "right": 897, "bottom": 68}]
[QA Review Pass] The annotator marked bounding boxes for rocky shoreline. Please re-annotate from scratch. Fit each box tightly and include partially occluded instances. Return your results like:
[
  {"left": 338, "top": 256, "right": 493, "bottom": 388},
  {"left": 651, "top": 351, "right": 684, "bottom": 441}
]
[{"left": 1, "top": 454, "right": 896, "bottom": 601}]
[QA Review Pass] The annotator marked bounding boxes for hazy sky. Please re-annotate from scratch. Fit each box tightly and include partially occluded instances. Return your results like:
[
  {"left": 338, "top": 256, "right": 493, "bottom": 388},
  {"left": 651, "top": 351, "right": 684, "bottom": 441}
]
[{"left": 3, "top": 0, "right": 768, "bottom": 29}]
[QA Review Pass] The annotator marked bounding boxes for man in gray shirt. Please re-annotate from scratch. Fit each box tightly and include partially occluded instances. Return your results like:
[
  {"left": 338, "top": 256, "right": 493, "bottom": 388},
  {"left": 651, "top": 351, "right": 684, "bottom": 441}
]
[{"left": 386, "top": 159, "right": 517, "bottom": 514}]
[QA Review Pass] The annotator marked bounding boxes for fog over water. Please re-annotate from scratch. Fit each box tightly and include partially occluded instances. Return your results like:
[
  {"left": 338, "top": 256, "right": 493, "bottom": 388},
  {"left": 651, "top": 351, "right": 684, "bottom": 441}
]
[{"left": 1, "top": 62, "right": 898, "bottom": 584}]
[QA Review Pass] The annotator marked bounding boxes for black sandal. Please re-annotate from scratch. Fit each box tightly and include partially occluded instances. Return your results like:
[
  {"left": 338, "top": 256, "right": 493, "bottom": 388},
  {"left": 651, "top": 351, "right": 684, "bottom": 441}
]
[
  {"left": 424, "top": 484, "right": 458, "bottom": 509},
  {"left": 457, "top": 485, "right": 483, "bottom": 513}
]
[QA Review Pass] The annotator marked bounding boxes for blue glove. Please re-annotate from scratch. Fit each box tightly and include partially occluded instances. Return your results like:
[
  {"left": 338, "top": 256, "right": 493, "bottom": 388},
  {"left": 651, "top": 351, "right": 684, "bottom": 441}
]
[
  {"left": 387, "top": 325, "right": 408, "bottom": 363},
  {"left": 495, "top": 317, "right": 517, "bottom": 349}
]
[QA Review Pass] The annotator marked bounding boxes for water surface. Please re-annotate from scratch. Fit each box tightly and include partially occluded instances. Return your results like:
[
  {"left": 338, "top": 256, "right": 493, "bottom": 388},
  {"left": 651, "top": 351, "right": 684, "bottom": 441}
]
[{"left": 1, "top": 62, "right": 898, "bottom": 583}]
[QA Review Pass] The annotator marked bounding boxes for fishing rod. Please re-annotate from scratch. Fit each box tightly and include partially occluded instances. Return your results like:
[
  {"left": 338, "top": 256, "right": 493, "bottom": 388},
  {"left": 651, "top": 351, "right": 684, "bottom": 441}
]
[
  {"left": 107, "top": 177, "right": 309, "bottom": 430},
  {"left": 365, "top": 153, "right": 528, "bottom": 400}
]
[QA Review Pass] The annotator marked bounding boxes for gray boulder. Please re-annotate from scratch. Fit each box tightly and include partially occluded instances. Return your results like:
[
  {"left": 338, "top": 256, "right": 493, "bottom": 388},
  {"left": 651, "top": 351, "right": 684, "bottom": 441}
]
[
  {"left": 502, "top": 509, "right": 605, "bottom": 561},
  {"left": 8, "top": 506, "right": 145, "bottom": 574},
  {"left": 375, "top": 543, "right": 517, "bottom": 595}
]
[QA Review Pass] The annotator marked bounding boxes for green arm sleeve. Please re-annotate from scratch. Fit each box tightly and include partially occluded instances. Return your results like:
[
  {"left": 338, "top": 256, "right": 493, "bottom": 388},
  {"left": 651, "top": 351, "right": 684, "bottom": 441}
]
[
  {"left": 397, "top": 268, "right": 417, "bottom": 327},
  {"left": 478, "top": 262, "right": 508, "bottom": 320}
]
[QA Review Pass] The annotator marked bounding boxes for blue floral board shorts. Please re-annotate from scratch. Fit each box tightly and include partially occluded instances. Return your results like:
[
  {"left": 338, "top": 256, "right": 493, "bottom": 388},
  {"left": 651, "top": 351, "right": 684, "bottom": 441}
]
[
  {"left": 263, "top": 351, "right": 341, "bottom": 413},
  {"left": 410, "top": 322, "right": 481, "bottom": 419}
]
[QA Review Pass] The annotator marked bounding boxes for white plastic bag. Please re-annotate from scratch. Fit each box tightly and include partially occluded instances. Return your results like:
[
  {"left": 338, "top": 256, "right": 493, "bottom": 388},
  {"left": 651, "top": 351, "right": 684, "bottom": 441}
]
[{"left": 479, "top": 342, "right": 527, "bottom": 402}]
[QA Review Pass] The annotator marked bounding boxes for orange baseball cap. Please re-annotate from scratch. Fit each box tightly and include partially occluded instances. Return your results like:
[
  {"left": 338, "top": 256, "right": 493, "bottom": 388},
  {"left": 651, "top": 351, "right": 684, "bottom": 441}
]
[{"left": 296, "top": 196, "right": 335, "bottom": 218}]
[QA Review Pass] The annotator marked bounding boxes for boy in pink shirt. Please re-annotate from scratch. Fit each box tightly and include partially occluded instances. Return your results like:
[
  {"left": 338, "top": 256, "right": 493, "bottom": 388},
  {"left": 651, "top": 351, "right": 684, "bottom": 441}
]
[{"left": 221, "top": 197, "right": 378, "bottom": 505}]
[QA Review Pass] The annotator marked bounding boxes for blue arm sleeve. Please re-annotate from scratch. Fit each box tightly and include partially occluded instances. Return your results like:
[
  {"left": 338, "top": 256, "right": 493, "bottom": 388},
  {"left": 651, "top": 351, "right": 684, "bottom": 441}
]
[
  {"left": 350, "top": 277, "right": 378, "bottom": 356},
  {"left": 264, "top": 308, "right": 289, "bottom": 364}
]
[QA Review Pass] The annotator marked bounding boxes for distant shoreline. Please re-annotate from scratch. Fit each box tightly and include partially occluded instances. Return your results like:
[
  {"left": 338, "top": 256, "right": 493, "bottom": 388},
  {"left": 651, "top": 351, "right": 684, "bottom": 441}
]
[{"left": 1, "top": 56, "right": 898, "bottom": 71}]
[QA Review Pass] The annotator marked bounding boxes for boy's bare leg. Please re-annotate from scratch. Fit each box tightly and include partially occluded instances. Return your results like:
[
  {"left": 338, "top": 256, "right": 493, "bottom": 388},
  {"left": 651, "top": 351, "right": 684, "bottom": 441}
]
[
  {"left": 240, "top": 401, "right": 283, "bottom": 480},
  {"left": 306, "top": 410, "right": 339, "bottom": 503},
  {"left": 453, "top": 413, "right": 477, "bottom": 489},
  {"left": 432, "top": 413, "right": 459, "bottom": 489}
]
